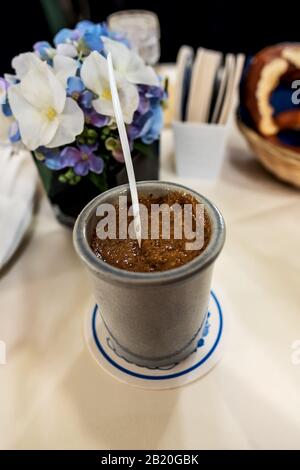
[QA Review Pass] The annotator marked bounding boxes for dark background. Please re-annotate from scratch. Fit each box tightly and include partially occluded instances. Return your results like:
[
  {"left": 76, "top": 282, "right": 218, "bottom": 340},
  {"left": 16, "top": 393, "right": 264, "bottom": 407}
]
[{"left": 1, "top": 0, "right": 299, "bottom": 74}]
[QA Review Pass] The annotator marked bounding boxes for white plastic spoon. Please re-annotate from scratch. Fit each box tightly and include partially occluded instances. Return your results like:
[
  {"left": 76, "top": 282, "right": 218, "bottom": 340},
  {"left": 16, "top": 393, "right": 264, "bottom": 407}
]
[{"left": 107, "top": 52, "right": 142, "bottom": 247}]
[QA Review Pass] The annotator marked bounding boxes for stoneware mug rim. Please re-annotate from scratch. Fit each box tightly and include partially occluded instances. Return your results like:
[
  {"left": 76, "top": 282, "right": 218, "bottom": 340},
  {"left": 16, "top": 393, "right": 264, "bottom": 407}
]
[{"left": 73, "top": 181, "right": 225, "bottom": 286}]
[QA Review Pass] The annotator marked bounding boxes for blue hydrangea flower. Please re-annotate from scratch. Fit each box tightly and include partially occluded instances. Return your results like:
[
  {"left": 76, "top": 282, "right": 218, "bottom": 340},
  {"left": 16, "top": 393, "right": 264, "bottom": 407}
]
[
  {"left": 39, "top": 147, "right": 70, "bottom": 171},
  {"left": 84, "top": 108, "right": 110, "bottom": 128},
  {"left": 77, "top": 20, "right": 130, "bottom": 49},
  {"left": 81, "top": 24, "right": 104, "bottom": 52},
  {"left": 54, "top": 28, "right": 80, "bottom": 46},
  {"left": 34, "top": 41, "right": 52, "bottom": 60},
  {"left": 127, "top": 85, "right": 164, "bottom": 144},
  {"left": 66, "top": 76, "right": 85, "bottom": 99},
  {"left": 2, "top": 102, "right": 12, "bottom": 117},
  {"left": 4, "top": 21, "right": 165, "bottom": 164},
  {"left": 61, "top": 144, "right": 104, "bottom": 176},
  {"left": 127, "top": 110, "right": 153, "bottom": 141},
  {"left": 140, "top": 85, "right": 165, "bottom": 106},
  {"left": 76, "top": 20, "right": 95, "bottom": 34},
  {"left": 140, "top": 105, "right": 163, "bottom": 144},
  {"left": 54, "top": 22, "right": 103, "bottom": 51},
  {"left": 137, "top": 93, "right": 150, "bottom": 114},
  {"left": 53, "top": 21, "right": 130, "bottom": 53},
  {"left": 67, "top": 83, "right": 109, "bottom": 128},
  {"left": 79, "top": 90, "right": 94, "bottom": 109}
]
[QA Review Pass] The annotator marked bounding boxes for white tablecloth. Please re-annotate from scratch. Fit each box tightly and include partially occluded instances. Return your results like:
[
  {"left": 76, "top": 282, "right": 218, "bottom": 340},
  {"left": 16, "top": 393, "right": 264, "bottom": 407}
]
[{"left": 0, "top": 124, "right": 300, "bottom": 450}]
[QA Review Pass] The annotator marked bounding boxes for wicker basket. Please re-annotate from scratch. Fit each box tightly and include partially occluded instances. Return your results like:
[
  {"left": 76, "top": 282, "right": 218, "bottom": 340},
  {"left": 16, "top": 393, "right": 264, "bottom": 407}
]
[{"left": 237, "top": 118, "right": 300, "bottom": 188}]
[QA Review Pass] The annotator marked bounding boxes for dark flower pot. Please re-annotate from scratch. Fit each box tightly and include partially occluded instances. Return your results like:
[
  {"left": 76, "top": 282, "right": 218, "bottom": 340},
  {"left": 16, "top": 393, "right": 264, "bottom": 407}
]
[{"left": 33, "top": 140, "right": 159, "bottom": 226}]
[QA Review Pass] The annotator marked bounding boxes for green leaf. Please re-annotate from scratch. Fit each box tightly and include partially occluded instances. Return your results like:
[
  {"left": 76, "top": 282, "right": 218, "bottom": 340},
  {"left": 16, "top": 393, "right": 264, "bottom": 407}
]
[
  {"left": 89, "top": 172, "right": 108, "bottom": 193},
  {"left": 133, "top": 140, "right": 158, "bottom": 159},
  {"left": 33, "top": 154, "right": 54, "bottom": 194}
]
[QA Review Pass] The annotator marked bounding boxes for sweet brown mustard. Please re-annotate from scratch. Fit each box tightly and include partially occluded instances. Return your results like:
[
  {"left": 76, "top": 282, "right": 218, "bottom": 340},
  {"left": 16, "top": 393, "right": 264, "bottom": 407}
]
[{"left": 90, "top": 191, "right": 211, "bottom": 272}]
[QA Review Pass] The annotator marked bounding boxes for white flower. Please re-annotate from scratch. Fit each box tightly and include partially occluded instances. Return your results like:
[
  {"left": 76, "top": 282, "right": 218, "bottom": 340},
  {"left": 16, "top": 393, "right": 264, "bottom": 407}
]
[
  {"left": 0, "top": 112, "right": 14, "bottom": 143},
  {"left": 12, "top": 52, "right": 78, "bottom": 87},
  {"left": 4, "top": 74, "right": 18, "bottom": 85},
  {"left": 81, "top": 51, "right": 139, "bottom": 124},
  {"left": 12, "top": 52, "right": 41, "bottom": 80},
  {"left": 52, "top": 55, "right": 78, "bottom": 87},
  {"left": 55, "top": 43, "right": 78, "bottom": 58},
  {"left": 36, "top": 43, "right": 78, "bottom": 59},
  {"left": 102, "top": 37, "right": 159, "bottom": 87},
  {"left": 8, "top": 59, "right": 84, "bottom": 150},
  {"left": 12, "top": 48, "right": 77, "bottom": 80}
]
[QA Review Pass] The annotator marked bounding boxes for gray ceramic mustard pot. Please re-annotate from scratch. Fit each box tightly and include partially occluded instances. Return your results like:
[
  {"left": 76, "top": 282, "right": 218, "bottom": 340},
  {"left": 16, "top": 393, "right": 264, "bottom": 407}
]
[{"left": 73, "top": 181, "right": 225, "bottom": 368}]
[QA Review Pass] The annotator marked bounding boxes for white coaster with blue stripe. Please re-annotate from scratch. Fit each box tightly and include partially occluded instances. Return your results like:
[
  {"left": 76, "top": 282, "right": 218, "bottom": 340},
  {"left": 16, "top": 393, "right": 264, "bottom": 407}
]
[{"left": 85, "top": 290, "right": 226, "bottom": 389}]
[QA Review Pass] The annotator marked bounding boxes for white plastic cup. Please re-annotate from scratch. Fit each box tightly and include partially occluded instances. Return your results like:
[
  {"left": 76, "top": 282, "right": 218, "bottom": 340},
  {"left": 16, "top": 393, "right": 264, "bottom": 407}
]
[{"left": 173, "top": 121, "right": 229, "bottom": 180}]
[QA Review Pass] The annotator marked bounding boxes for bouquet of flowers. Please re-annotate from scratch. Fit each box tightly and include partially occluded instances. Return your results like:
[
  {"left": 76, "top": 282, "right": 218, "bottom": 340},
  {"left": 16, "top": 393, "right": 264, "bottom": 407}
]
[{"left": 0, "top": 21, "right": 166, "bottom": 223}]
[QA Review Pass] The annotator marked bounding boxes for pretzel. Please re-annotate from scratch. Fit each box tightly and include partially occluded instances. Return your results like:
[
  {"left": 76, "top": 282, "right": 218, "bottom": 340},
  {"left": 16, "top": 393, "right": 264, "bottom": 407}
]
[
  {"left": 243, "top": 43, "right": 300, "bottom": 136},
  {"left": 274, "top": 109, "right": 300, "bottom": 130}
]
